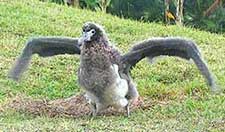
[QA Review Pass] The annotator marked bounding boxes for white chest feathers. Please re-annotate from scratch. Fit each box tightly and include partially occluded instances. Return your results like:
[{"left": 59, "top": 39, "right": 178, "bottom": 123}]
[
  {"left": 110, "top": 64, "right": 129, "bottom": 108},
  {"left": 85, "top": 64, "right": 129, "bottom": 109},
  {"left": 111, "top": 64, "right": 128, "bottom": 98}
]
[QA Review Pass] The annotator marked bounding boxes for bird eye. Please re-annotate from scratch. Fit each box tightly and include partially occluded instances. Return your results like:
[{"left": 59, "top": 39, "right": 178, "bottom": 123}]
[{"left": 91, "top": 30, "right": 96, "bottom": 34}]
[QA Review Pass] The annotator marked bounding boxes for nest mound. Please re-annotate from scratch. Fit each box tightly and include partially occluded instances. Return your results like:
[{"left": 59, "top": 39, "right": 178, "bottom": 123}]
[{"left": 7, "top": 94, "right": 153, "bottom": 117}]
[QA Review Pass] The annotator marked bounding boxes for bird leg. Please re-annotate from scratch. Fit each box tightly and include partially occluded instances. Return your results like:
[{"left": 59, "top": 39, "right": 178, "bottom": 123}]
[
  {"left": 125, "top": 103, "right": 130, "bottom": 117},
  {"left": 90, "top": 102, "right": 97, "bottom": 116},
  {"left": 90, "top": 102, "right": 108, "bottom": 116}
]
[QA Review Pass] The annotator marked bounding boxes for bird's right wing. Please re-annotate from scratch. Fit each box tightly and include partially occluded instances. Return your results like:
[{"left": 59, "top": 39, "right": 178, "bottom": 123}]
[
  {"left": 121, "top": 37, "right": 217, "bottom": 92},
  {"left": 9, "top": 37, "right": 81, "bottom": 81}
]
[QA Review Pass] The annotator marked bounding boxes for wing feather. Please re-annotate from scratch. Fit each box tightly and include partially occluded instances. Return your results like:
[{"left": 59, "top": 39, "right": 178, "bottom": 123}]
[
  {"left": 121, "top": 37, "right": 217, "bottom": 91},
  {"left": 9, "top": 37, "right": 81, "bottom": 81}
]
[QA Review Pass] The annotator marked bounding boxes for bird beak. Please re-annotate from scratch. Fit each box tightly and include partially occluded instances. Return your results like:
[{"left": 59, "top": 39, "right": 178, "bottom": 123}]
[
  {"left": 82, "top": 32, "right": 92, "bottom": 42},
  {"left": 78, "top": 32, "right": 90, "bottom": 45},
  {"left": 80, "top": 29, "right": 96, "bottom": 43}
]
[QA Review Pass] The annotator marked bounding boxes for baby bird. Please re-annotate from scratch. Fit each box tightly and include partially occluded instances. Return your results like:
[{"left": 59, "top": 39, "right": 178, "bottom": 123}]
[{"left": 9, "top": 22, "right": 217, "bottom": 116}]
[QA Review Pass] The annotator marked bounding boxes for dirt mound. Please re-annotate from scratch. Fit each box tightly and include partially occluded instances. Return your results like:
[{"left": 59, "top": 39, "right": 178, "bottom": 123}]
[{"left": 7, "top": 94, "right": 154, "bottom": 117}]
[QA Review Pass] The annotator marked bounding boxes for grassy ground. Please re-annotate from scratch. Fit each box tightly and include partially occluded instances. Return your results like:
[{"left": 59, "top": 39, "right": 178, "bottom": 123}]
[{"left": 0, "top": 0, "right": 225, "bottom": 131}]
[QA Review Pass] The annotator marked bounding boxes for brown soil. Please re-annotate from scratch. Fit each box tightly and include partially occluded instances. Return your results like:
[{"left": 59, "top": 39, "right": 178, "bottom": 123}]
[{"left": 6, "top": 94, "right": 155, "bottom": 118}]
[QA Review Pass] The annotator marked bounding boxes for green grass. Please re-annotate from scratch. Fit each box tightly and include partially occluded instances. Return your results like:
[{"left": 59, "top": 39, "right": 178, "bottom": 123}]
[{"left": 0, "top": 0, "right": 225, "bottom": 131}]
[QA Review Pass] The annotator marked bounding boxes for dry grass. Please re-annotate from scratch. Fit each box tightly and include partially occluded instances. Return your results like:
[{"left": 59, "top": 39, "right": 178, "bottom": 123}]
[{"left": 5, "top": 94, "right": 154, "bottom": 118}]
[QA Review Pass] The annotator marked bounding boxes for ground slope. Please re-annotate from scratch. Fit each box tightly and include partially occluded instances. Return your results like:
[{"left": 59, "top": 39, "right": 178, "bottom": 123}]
[{"left": 0, "top": 0, "right": 225, "bottom": 131}]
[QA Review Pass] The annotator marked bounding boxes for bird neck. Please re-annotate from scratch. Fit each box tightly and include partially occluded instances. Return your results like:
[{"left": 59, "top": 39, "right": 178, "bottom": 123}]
[{"left": 82, "top": 36, "right": 110, "bottom": 49}]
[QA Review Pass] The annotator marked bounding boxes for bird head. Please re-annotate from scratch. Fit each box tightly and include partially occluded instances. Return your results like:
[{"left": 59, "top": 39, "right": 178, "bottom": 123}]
[{"left": 80, "top": 22, "right": 105, "bottom": 43}]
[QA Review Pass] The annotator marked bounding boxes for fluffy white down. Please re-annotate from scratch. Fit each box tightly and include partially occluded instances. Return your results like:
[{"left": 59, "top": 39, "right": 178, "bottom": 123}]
[
  {"left": 84, "top": 64, "right": 129, "bottom": 109},
  {"left": 110, "top": 64, "right": 129, "bottom": 108}
]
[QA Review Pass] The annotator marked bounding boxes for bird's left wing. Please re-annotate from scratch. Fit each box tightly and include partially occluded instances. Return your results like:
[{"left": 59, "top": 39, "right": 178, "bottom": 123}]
[
  {"left": 9, "top": 37, "right": 81, "bottom": 81},
  {"left": 121, "top": 37, "right": 217, "bottom": 91}
]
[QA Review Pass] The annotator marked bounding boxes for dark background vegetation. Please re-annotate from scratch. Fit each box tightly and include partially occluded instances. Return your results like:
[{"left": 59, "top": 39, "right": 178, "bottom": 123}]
[{"left": 42, "top": 0, "right": 225, "bottom": 34}]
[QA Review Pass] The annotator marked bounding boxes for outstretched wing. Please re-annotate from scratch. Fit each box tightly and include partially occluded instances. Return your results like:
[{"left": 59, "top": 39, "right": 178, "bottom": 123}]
[
  {"left": 121, "top": 37, "right": 217, "bottom": 91},
  {"left": 9, "top": 37, "right": 81, "bottom": 81}
]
